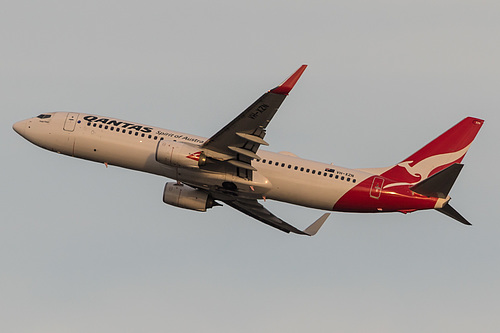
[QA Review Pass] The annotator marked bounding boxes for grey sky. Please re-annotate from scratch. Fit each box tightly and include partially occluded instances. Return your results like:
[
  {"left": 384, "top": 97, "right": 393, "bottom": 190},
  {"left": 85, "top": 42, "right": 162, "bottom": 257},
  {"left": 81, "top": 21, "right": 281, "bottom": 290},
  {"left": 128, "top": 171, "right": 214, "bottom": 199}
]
[{"left": 2, "top": 1, "right": 499, "bottom": 332}]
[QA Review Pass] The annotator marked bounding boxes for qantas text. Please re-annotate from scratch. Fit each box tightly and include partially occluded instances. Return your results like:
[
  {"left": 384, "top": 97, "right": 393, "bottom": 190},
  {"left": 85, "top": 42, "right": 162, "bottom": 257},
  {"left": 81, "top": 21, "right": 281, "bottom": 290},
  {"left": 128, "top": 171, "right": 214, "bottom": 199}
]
[{"left": 84, "top": 116, "right": 153, "bottom": 133}]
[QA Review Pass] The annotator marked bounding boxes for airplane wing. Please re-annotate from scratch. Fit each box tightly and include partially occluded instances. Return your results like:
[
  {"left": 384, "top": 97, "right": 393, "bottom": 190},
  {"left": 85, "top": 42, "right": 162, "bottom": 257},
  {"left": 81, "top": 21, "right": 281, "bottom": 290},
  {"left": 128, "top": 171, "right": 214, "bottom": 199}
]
[
  {"left": 197, "top": 65, "right": 326, "bottom": 235},
  {"left": 201, "top": 65, "right": 307, "bottom": 178},
  {"left": 221, "top": 197, "right": 329, "bottom": 236}
]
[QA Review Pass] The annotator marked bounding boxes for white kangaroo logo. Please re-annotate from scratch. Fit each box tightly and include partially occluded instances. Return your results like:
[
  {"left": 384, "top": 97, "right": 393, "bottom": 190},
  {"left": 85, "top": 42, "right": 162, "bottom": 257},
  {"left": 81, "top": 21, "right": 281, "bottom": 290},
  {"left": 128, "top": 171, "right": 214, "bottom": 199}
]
[{"left": 383, "top": 145, "right": 470, "bottom": 189}]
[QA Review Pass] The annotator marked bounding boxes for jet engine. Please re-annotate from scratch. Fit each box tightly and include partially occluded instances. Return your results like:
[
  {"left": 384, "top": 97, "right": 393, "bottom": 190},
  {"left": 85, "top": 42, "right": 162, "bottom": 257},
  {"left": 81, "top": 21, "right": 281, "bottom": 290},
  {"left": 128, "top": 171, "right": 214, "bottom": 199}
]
[
  {"left": 162, "top": 182, "right": 216, "bottom": 212},
  {"left": 156, "top": 140, "right": 206, "bottom": 168}
]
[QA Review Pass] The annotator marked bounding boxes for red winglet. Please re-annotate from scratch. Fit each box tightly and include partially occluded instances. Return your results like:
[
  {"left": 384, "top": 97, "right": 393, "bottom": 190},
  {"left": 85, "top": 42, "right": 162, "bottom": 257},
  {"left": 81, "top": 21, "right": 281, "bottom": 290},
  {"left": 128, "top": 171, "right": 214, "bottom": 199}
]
[{"left": 270, "top": 65, "right": 307, "bottom": 95}]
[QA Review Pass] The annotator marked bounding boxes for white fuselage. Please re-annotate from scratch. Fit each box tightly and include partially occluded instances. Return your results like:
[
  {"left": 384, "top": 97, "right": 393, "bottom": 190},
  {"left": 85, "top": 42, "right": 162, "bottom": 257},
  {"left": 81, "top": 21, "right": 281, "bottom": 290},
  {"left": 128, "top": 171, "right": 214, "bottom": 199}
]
[{"left": 14, "top": 112, "right": 370, "bottom": 211}]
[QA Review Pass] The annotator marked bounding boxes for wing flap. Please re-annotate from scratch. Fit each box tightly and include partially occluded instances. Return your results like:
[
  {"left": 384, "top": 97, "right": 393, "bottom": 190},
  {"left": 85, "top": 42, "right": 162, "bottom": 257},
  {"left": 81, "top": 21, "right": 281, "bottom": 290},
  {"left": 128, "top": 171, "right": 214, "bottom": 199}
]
[
  {"left": 226, "top": 160, "right": 256, "bottom": 171},
  {"left": 236, "top": 132, "right": 269, "bottom": 146},
  {"left": 228, "top": 146, "right": 261, "bottom": 160}
]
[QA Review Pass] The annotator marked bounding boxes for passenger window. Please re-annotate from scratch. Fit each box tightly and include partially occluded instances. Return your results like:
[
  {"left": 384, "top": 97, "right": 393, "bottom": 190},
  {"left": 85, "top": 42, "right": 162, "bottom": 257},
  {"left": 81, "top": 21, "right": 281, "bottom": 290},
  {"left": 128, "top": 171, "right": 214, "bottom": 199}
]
[
  {"left": 341, "top": 176, "right": 345, "bottom": 180},
  {"left": 300, "top": 167, "right": 304, "bottom": 171},
  {"left": 312, "top": 170, "right": 316, "bottom": 174},
  {"left": 268, "top": 160, "right": 272, "bottom": 165},
  {"left": 262, "top": 159, "right": 266, "bottom": 163},
  {"left": 288, "top": 165, "right": 291, "bottom": 169},
  {"left": 104, "top": 125, "right": 108, "bottom": 130},
  {"left": 148, "top": 135, "right": 152, "bottom": 139},
  {"left": 275, "top": 162, "right": 279, "bottom": 166},
  {"left": 141, "top": 133, "right": 145, "bottom": 137},
  {"left": 335, "top": 175, "right": 339, "bottom": 179},
  {"left": 306, "top": 169, "right": 310, "bottom": 173},
  {"left": 294, "top": 166, "right": 298, "bottom": 170},
  {"left": 129, "top": 131, "right": 132, "bottom": 134},
  {"left": 353, "top": 179, "right": 356, "bottom": 183},
  {"left": 329, "top": 174, "right": 333, "bottom": 178},
  {"left": 154, "top": 136, "right": 158, "bottom": 140},
  {"left": 99, "top": 124, "right": 103, "bottom": 128}
]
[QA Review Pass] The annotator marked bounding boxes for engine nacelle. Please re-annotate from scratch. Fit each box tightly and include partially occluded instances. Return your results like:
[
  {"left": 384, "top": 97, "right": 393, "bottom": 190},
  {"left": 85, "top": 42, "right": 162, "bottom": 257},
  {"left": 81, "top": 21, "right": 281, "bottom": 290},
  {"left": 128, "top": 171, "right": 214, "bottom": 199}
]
[
  {"left": 156, "top": 140, "right": 206, "bottom": 168},
  {"left": 162, "top": 182, "right": 215, "bottom": 212}
]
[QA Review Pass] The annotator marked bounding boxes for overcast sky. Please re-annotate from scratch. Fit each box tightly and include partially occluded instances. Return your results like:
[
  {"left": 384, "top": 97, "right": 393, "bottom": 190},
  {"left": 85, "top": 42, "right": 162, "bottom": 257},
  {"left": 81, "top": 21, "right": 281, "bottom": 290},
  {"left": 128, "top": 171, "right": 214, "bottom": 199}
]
[{"left": 2, "top": 1, "right": 500, "bottom": 332}]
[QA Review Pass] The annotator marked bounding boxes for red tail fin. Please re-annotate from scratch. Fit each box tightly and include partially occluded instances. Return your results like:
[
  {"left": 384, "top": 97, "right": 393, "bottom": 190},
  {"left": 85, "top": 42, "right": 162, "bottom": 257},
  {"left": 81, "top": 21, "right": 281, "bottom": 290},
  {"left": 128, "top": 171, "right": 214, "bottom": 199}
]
[{"left": 381, "top": 117, "right": 484, "bottom": 183}]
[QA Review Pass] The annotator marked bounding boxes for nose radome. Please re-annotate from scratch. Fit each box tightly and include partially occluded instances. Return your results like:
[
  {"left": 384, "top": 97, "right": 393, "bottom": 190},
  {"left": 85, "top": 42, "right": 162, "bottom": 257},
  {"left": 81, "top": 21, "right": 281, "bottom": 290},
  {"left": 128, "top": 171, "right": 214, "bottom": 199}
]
[{"left": 13, "top": 120, "right": 26, "bottom": 136}]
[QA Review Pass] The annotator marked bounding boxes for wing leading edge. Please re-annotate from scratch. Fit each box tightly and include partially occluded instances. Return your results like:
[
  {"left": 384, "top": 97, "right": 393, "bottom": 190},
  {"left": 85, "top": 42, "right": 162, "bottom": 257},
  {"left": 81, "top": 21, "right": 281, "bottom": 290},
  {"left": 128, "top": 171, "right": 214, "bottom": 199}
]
[{"left": 201, "top": 65, "right": 308, "bottom": 178}]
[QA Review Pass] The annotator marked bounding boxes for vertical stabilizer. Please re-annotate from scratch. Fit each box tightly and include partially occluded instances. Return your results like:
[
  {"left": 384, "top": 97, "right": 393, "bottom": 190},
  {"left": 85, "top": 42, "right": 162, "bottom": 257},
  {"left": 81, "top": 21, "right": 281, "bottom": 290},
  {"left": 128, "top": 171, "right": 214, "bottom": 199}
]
[{"left": 381, "top": 117, "right": 483, "bottom": 184}]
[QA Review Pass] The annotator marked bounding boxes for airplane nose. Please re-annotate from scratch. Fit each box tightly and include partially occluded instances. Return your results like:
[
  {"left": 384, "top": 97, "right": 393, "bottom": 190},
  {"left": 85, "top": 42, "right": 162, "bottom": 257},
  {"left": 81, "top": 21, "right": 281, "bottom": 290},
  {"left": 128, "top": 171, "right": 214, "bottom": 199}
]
[{"left": 13, "top": 120, "right": 26, "bottom": 136}]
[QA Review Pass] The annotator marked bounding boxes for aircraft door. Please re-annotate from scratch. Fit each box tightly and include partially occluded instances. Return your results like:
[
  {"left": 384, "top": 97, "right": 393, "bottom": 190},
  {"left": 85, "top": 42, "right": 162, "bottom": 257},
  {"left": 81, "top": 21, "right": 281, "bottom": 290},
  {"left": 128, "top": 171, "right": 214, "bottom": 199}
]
[
  {"left": 63, "top": 112, "right": 79, "bottom": 132},
  {"left": 370, "top": 177, "right": 384, "bottom": 199}
]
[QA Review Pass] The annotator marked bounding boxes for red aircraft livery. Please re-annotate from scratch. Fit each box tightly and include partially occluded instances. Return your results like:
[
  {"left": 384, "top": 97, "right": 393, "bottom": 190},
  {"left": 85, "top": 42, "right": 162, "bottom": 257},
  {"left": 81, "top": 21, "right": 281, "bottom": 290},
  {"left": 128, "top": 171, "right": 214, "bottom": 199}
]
[{"left": 13, "top": 65, "right": 484, "bottom": 235}]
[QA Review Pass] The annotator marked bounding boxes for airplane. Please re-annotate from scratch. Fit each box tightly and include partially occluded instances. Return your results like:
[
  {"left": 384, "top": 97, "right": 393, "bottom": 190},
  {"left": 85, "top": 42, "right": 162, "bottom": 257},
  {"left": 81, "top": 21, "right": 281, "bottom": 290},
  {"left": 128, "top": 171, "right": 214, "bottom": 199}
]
[{"left": 12, "top": 65, "right": 484, "bottom": 236}]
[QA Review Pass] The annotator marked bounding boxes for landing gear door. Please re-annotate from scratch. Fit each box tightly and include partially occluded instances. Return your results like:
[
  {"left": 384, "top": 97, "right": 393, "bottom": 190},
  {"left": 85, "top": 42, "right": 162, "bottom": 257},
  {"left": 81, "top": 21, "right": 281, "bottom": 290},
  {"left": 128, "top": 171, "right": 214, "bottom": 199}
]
[{"left": 63, "top": 112, "right": 79, "bottom": 132}]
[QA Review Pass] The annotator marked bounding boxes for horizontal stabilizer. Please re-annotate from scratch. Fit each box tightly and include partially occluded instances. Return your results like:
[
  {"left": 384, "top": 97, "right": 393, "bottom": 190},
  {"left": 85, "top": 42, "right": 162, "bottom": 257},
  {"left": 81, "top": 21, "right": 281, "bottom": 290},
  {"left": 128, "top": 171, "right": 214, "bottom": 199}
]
[
  {"left": 436, "top": 204, "right": 471, "bottom": 225},
  {"left": 410, "top": 163, "right": 464, "bottom": 198}
]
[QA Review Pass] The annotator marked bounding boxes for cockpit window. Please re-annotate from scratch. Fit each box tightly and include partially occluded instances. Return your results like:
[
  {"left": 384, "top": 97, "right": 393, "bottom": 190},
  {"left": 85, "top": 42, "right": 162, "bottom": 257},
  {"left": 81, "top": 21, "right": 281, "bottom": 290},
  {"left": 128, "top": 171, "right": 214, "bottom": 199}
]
[{"left": 37, "top": 114, "right": 52, "bottom": 119}]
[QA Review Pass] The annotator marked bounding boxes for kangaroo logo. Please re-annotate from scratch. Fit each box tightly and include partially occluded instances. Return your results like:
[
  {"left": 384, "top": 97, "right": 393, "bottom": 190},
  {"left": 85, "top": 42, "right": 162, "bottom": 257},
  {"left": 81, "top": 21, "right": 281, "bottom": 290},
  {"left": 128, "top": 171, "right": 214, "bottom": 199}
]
[
  {"left": 186, "top": 151, "right": 201, "bottom": 161},
  {"left": 383, "top": 144, "right": 470, "bottom": 189}
]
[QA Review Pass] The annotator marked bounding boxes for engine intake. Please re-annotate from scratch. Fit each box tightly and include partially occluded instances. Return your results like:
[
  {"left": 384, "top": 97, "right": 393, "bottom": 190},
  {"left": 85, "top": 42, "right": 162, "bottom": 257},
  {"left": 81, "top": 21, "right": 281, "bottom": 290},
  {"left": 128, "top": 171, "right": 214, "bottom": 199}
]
[{"left": 162, "top": 182, "right": 216, "bottom": 212}]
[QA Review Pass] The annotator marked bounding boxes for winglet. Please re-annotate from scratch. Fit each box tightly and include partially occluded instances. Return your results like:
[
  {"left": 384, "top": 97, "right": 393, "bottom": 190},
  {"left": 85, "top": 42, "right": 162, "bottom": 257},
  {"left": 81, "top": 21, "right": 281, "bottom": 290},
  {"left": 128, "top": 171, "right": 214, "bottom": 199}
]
[
  {"left": 303, "top": 213, "right": 330, "bottom": 236},
  {"left": 270, "top": 65, "right": 308, "bottom": 95}
]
